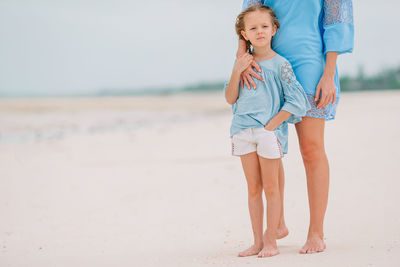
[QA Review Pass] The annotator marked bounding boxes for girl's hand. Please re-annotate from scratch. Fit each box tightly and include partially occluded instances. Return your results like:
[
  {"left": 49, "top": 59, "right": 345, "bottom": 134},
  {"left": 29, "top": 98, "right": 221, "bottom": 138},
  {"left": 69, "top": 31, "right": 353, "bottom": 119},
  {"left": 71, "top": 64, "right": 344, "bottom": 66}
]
[
  {"left": 234, "top": 53, "right": 254, "bottom": 75},
  {"left": 264, "top": 110, "right": 291, "bottom": 131},
  {"left": 315, "top": 73, "right": 336, "bottom": 109},
  {"left": 240, "top": 60, "right": 264, "bottom": 90},
  {"left": 264, "top": 124, "right": 275, "bottom": 131}
]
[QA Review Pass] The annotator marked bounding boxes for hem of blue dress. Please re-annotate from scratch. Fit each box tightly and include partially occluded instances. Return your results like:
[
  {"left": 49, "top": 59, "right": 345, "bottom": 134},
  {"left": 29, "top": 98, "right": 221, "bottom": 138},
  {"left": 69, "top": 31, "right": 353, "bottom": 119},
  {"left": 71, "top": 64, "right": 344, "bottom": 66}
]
[
  {"left": 303, "top": 113, "right": 336, "bottom": 121},
  {"left": 304, "top": 94, "right": 339, "bottom": 121}
]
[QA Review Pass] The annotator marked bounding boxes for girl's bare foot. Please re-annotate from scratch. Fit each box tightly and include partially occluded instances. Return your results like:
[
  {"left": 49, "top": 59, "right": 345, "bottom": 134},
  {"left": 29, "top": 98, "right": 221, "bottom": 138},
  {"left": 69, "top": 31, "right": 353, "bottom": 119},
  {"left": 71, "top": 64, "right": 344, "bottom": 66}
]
[
  {"left": 257, "top": 231, "right": 280, "bottom": 258},
  {"left": 299, "top": 234, "right": 326, "bottom": 254},
  {"left": 238, "top": 243, "right": 264, "bottom": 257},
  {"left": 277, "top": 225, "right": 289, "bottom": 239}
]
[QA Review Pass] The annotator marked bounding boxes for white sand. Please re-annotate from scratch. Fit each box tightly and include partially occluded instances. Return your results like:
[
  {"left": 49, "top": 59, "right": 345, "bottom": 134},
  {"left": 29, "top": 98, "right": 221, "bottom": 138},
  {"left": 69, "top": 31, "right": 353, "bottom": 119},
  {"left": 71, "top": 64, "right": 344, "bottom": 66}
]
[{"left": 0, "top": 91, "right": 399, "bottom": 266}]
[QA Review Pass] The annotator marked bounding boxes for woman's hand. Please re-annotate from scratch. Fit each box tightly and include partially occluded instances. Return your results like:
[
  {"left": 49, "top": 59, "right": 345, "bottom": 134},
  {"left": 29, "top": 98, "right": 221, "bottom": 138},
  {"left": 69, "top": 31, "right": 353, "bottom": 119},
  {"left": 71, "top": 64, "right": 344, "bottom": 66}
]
[
  {"left": 315, "top": 73, "right": 336, "bottom": 109},
  {"left": 315, "top": 51, "right": 338, "bottom": 109},
  {"left": 240, "top": 61, "right": 264, "bottom": 90},
  {"left": 236, "top": 39, "right": 264, "bottom": 89},
  {"left": 234, "top": 53, "right": 254, "bottom": 75}
]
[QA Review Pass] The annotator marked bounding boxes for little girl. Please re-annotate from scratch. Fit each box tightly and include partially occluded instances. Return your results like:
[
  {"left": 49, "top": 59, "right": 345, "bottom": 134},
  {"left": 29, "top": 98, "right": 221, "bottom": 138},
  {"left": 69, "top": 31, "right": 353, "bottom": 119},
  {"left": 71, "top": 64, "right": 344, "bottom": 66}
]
[{"left": 224, "top": 5, "right": 311, "bottom": 257}]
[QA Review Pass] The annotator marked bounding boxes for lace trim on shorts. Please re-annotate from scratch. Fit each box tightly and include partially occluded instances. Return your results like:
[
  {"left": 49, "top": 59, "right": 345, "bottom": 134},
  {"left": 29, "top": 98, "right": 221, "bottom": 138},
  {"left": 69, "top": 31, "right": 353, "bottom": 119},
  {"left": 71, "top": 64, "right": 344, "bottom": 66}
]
[{"left": 276, "top": 138, "right": 284, "bottom": 158}]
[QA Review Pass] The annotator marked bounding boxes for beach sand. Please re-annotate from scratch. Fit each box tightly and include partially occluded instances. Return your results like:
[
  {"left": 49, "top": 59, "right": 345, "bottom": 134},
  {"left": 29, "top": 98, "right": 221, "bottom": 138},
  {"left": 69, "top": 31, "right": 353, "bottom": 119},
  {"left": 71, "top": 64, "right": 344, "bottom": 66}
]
[{"left": 0, "top": 91, "right": 399, "bottom": 266}]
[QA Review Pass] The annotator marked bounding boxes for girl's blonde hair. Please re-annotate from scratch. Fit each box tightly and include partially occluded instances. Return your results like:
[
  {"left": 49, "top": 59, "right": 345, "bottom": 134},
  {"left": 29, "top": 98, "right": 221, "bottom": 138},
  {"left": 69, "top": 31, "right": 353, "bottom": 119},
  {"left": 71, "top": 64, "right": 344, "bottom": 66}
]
[{"left": 235, "top": 5, "right": 280, "bottom": 54}]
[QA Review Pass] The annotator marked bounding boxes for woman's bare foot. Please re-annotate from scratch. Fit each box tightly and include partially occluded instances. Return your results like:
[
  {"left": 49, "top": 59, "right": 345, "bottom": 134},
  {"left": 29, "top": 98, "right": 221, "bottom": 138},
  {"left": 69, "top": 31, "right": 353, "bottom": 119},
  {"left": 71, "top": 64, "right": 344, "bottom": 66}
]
[
  {"left": 277, "top": 225, "right": 289, "bottom": 240},
  {"left": 299, "top": 234, "right": 326, "bottom": 254},
  {"left": 238, "top": 243, "right": 264, "bottom": 257},
  {"left": 257, "top": 231, "right": 280, "bottom": 258}
]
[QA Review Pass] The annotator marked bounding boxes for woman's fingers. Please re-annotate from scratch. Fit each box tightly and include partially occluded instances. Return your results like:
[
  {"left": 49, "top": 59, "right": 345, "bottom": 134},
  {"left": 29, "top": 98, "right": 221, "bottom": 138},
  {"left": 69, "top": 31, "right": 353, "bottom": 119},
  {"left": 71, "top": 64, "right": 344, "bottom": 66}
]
[
  {"left": 250, "top": 69, "right": 264, "bottom": 82},
  {"left": 317, "top": 92, "right": 328, "bottom": 108},
  {"left": 246, "top": 74, "right": 257, "bottom": 89},
  {"left": 332, "top": 90, "right": 337, "bottom": 104},
  {"left": 240, "top": 57, "right": 263, "bottom": 89},
  {"left": 241, "top": 69, "right": 248, "bottom": 87},
  {"left": 321, "top": 95, "right": 331, "bottom": 108},
  {"left": 243, "top": 75, "right": 251, "bottom": 89},
  {"left": 251, "top": 60, "right": 262, "bottom": 73},
  {"left": 318, "top": 90, "right": 334, "bottom": 108},
  {"left": 314, "top": 85, "right": 322, "bottom": 103},
  {"left": 317, "top": 90, "right": 325, "bottom": 108},
  {"left": 320, "top": 87, "right": 336, "bottom": 108},
  {"left": 327, "top": 94, "right": 333, "bottom": 107},
  {"left": 315, "top": 75, "right": 337, "bottom": 108}
]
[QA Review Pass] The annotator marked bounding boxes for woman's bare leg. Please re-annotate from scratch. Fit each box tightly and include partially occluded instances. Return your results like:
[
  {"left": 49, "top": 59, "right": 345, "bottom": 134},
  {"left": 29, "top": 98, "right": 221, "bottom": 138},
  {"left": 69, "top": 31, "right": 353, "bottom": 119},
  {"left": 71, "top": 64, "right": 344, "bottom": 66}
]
[
  {"left": 295, "top": 117, "right": 329, "bottom": 253},
  {"left": 238, "top": 152, "right": 265, "bottom": 257},
  {"left": 277, "top": 160, "right": 289, "bottom": 239},
  {"left": 258, "top": 156, "right": 281, "bottom": 257}
]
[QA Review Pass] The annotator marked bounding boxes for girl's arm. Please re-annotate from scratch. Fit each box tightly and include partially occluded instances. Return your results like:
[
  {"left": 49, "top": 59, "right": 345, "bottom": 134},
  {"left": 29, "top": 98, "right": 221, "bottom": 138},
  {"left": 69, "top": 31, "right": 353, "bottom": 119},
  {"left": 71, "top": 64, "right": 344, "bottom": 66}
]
[
  {"left": 225, "top": 53, "right": 254, "bottom": 104},
  {"left": 315, "top": 51, "right": 337, "bottom": 108},
  {"left": 224, "top": 69, "right": 242, "bottom": 105},
  {"left": 264, "top": 110, "right": 292, "bottom": 131}
]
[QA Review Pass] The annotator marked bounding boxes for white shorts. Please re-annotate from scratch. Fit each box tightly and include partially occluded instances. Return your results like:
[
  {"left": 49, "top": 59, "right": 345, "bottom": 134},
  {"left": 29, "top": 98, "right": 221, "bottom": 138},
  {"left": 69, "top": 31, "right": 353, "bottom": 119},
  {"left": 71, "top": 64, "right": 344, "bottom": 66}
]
[{"left": 231, "top": 128, "right": 283, "bottom": 159}]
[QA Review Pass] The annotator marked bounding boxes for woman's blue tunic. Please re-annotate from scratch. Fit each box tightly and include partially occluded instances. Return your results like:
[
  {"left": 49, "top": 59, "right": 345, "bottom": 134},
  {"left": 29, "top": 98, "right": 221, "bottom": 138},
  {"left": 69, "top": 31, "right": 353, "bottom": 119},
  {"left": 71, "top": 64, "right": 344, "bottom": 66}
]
[{"left": 242, "top": 0, "right": 354, "bottom": 120}]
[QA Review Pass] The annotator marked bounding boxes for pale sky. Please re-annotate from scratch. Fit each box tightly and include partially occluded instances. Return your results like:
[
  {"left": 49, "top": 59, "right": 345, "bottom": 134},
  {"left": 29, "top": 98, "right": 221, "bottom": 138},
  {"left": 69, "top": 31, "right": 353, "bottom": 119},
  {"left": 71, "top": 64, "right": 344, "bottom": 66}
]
[{"left": 0, "top": 0, "right": 399, "bottom": 96}]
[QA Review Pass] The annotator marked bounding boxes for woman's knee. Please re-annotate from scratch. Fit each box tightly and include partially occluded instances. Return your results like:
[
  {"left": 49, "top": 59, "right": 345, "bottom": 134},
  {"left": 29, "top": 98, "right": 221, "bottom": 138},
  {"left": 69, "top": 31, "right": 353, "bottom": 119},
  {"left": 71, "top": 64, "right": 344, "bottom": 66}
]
[
  {"left": 296, "top": 117, "right": 327, "bottom": 162},
  {"left": 299, "top": 140, "right": 326, "bottom": 162}
]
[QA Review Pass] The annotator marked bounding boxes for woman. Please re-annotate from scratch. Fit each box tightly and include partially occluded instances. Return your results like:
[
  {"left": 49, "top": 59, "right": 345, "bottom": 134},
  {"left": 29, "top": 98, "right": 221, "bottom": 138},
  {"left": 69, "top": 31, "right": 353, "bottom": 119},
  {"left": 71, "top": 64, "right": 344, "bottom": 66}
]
[{"left": 237, "top": 0, "right": 354, "bottom": 253}]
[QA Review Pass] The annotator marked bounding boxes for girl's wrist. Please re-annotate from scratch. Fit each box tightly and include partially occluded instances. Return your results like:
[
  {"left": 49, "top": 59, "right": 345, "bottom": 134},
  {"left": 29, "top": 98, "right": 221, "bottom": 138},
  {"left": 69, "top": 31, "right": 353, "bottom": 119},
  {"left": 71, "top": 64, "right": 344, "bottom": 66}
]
[{"left": 264, "top": 122, "right": 276, "bottom": 131}]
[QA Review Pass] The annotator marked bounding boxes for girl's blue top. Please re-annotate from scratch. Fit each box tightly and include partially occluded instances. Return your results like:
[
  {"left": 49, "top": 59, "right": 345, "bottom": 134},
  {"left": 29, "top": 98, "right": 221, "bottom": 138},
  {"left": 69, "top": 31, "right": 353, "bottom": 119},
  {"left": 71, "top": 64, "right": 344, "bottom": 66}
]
[
  {"left": 224, "top": 54, "right": 311, "bottom": 154},
  {"left": 241, "top": 0, "right": 354, "bottom": 120}
]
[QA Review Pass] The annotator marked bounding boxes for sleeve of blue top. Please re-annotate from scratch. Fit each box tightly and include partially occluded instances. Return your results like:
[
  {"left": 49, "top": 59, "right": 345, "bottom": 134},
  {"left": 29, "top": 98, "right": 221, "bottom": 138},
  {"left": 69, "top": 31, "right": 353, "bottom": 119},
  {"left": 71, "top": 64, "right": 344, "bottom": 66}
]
[
  {"left": 223, "top": 60, "right": 239, "bottom": 100},
  {"left": 322, "top": 0, "right": 354, "bottom": 55},
  {"left": 242, "top": 0, "right": 265, "bottom": 10},
  {"left": 223, "top": 82, "right": 229, "bottom": 94},
  {"left": 223, "top": 81, "right": 238, "bottom": 113},
  {"left": 223, "top": 60, "right": 236, "bottom": 95},
  {"left": 279, "top": 61, "right": 312, "bottom": 124}
]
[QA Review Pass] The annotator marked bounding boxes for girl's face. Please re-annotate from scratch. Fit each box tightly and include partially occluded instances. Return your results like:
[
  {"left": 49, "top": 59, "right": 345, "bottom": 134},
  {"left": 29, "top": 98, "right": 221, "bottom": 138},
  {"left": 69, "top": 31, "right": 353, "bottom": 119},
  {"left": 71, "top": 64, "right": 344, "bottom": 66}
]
[{"left": 241, "top": 10, "right": 277, "bottom": 48}]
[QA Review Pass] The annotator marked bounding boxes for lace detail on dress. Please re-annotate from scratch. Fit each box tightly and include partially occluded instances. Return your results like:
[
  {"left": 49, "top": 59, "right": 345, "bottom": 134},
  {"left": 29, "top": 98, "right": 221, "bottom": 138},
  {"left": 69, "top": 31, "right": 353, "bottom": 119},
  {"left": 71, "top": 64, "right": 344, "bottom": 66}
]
[
  {"left": 243, "top": 0, "right": 263, "bottom": 9},
  {"left": 281, "top": 61, "right": 297, "bottom": 85},
  {"left": 324, "top": 0, "right": 354, "bottom": 25},
  {"left": 305, "top": 94, "right": 338, "bottom": 120}
]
